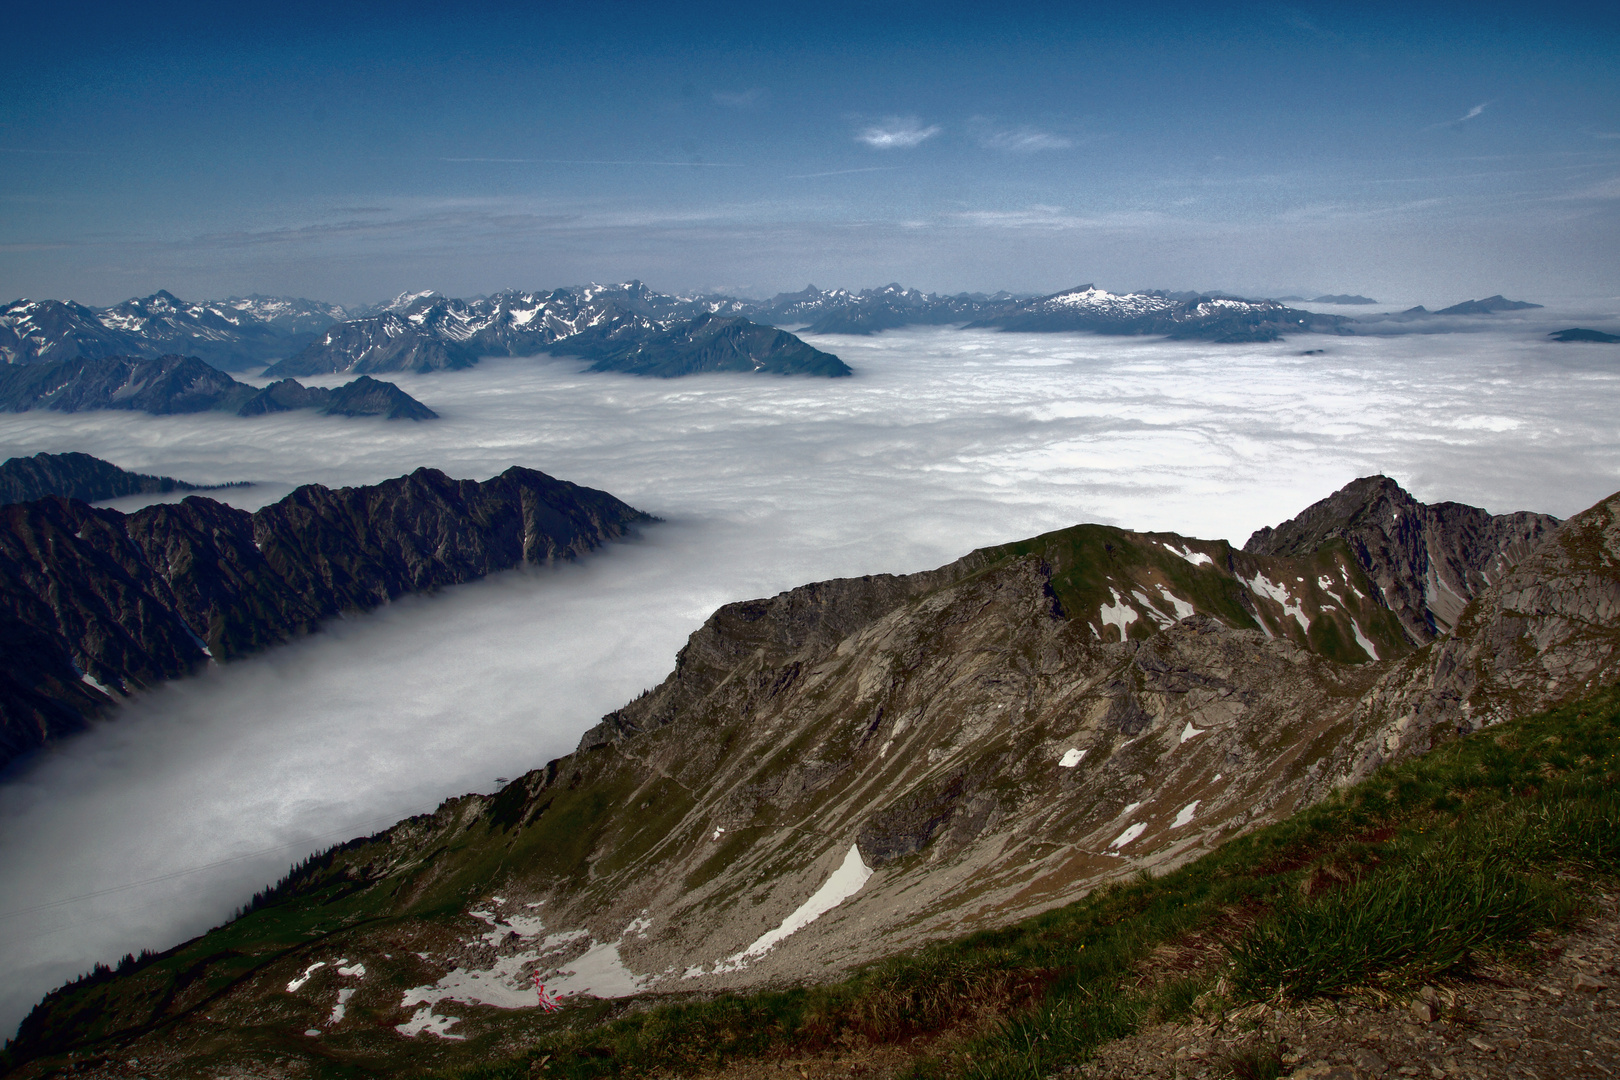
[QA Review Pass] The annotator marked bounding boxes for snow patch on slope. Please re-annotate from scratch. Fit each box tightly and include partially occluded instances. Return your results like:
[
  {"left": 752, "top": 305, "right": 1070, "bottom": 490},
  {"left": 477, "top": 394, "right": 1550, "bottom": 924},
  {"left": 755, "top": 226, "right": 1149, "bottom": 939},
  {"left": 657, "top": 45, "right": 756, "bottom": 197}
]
[{"left": 1099, "top": 588, "right": 1139, "bottom": 640}]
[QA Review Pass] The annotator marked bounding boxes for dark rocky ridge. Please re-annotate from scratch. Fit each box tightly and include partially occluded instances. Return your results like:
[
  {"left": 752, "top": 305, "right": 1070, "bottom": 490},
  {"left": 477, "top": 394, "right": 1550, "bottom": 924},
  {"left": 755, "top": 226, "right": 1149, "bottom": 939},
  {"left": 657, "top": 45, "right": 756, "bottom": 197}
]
[
  {"left": 0, "top": 355, "right": 435, "bottom": 419},
  {"left": 1434, "top": 295, "right": 1543, "bottom": 315},
  {"left": 566, "top": 312, "right": 851, "bottom": 377},
  {"left": 0, "top": 466, "right": 653, "bottom": 769},
  {"left": 0, "top": 452, "right": 247, "bottom": 506}
]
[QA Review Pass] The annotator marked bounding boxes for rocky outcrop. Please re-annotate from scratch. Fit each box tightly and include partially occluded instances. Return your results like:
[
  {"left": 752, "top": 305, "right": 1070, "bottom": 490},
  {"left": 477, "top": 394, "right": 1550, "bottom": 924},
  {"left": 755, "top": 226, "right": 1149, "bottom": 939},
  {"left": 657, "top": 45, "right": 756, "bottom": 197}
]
[
  {"left": 1244, "top": 475, "right": 1558, "bottom": 642},
  {"left": 0, "top": 355, "right": 437, "bottom": 419},
  {"left": 0, "top": 467, "right": 653, "bottom": 768}
]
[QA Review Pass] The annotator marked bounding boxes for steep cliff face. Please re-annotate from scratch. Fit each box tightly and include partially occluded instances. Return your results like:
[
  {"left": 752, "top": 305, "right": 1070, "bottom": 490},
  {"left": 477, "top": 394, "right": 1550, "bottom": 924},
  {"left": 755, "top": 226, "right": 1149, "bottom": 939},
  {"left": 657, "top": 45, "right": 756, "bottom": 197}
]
[
  {"left": 0, "top": 467, "right": 653, "bottom": 768},
  {"left": 1244, "top": 475, "right": 1560, "bottom": 642},
  {"left": 13, "top": 477, "right": 1610, "bottom": 1076}
]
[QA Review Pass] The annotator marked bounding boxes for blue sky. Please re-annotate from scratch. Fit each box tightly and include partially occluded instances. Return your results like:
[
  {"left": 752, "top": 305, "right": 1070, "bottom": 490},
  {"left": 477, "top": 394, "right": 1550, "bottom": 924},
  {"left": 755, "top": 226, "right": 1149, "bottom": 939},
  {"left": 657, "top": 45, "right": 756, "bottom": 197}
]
[{"left": 2, "top": 1, "right": 1617, "bottom": 306}]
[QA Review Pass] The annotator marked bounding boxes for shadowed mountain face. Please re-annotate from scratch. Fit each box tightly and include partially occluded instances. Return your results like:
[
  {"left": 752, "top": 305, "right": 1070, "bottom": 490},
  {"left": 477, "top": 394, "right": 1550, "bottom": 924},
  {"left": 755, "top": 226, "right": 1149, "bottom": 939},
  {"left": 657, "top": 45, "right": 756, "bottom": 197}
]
[
  {"left": 16, "top": 476, "right": 1618, "bottom": 1076},
  {"left": 0, "top": 467, "right": 653, "bottom": 769},
  {"left": 1243, "top": 475, "right": 1560, "bottom": 642},
  {"left": 0, "top": 355, "right": 436, "bottom": 419},
  {"left": 0, "top": 452, "right": 244, "bottom": 506}
]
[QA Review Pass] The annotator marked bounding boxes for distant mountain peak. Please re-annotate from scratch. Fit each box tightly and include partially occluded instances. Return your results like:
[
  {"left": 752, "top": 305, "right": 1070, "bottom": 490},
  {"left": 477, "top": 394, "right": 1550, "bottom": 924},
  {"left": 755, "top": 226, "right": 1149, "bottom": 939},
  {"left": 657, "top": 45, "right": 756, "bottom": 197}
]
[{"left": 1434, "top": 295, "right": 1543, "bottom": 315}]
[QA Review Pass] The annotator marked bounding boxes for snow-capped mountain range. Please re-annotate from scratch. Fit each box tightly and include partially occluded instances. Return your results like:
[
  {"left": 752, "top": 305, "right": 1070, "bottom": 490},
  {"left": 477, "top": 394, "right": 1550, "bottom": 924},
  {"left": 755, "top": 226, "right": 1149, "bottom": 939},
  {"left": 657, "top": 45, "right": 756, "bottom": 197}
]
[
  {"left": 2, "top": 282, "right": 1551, "bottom": 379},
  {"left": 0, "top": 291, "right": 347, "bottom": 371},
  {"left": 267, "top": 282, "right": 845, "bottom": 378},
  {"left": 961, "top": 285, "right": 1352, "bottom": 341}
]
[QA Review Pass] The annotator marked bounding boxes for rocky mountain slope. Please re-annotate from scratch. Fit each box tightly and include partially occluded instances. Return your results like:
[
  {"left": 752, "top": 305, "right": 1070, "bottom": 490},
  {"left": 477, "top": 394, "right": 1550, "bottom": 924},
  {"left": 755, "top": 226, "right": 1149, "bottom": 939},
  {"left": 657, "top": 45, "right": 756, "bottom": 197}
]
[
  {"left": 0, "top": 467, "right": 653, "bottom": 770},
  {"left": 0, "top": 292, "right": 345, "bottom": 371},
  {"left": 7, "top": 477, "right": 1604, "bottom": 1076},
  {"left": 0, "top": 453, "right": 245, "bottom": 507},
  {"left": 0, "top": 355, "right": 436, "bottom": 419}
]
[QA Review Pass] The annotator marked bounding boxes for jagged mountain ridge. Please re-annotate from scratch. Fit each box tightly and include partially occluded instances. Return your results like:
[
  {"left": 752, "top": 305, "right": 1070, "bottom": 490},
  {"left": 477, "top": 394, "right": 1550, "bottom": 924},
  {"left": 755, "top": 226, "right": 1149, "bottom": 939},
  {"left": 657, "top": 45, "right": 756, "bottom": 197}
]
[
  {"left": 266, "top": 285, "right": 851, "bottom": 378},
  {"left": 749, "top": 283, "right": 1009, "bottom": 335},
  {"left": 0, "top": 467, "right": 653, "bottom": 770},
  {"left": 0, "top": 291, "right": 346, "bottom": 371},
  {"left": 1243, "top": 475, "right": 1560, "bottom": 642},
  {"left": 0, "top": 355, "right": 436, "bottom": 419},
  {"left": 12, "top": 477, "right": 1608, "bottom": 1075},
  {"left": 0, "top": 452, "right": 245, "bottom": 506}
]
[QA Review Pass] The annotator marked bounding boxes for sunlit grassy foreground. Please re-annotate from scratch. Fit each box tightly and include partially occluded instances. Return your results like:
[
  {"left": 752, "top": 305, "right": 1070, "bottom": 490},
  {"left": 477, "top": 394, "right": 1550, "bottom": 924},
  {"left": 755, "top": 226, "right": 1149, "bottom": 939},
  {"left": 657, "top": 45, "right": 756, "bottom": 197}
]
[{"left": 436, "top": 686, "right": 1620, "bottom": 1080}]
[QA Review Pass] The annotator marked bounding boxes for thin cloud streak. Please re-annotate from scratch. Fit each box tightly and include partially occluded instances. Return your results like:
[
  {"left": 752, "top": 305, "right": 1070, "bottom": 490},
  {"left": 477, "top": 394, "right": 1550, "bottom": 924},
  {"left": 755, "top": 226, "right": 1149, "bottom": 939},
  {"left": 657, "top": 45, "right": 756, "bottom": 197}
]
[
  {"left": 854, "top": 119, "right": 941, "bottom": 149},
  {"left": 979, "top": 126, "right": 1073, "bottom": 153},
  {"left": 784, "top": 166, "right": 903, "bottom": 179},
  {"left": 1422, "top": 102, "right": 1492, "bottom": 131},
  {"left": 437, "top": 158, "right": 748, "bottom": 167}
]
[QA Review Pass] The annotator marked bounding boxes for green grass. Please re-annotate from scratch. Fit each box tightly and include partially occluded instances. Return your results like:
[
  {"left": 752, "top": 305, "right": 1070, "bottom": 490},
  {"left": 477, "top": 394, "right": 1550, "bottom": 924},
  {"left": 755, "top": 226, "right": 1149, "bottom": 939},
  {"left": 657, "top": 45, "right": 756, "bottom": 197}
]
[{"left": 423, "top": 684, "right": 1620, "bottom": 1080}]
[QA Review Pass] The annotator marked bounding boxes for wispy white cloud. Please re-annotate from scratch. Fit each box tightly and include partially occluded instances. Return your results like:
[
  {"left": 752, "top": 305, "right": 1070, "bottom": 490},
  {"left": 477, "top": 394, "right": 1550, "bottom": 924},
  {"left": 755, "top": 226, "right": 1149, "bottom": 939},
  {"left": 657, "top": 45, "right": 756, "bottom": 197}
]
[
  {"left": 855, "top": 118, "right": 941, "bottom": 150},
  {"left": 944, "top": 205, "right": 1169, "bottom": 231},
  {"left": 979, "top": 126, "right": 1073, "bottom": 153},
  {"left": 1423, "top": 102, "right": 1491, "bottom": 131},
  {"left": 712, "top": 88, "right": 767, "bottom": 110},
  {"left": 1561, "top": 176, "right": 1620, "bottom": 200}
]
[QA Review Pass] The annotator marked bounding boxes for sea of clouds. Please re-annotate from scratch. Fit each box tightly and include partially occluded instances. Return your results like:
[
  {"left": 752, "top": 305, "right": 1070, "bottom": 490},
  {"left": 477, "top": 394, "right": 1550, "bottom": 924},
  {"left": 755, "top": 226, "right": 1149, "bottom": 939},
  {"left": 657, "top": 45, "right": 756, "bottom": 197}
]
[{"left": 2, "top": 322, "right": 1619, "bottom": 1033}]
